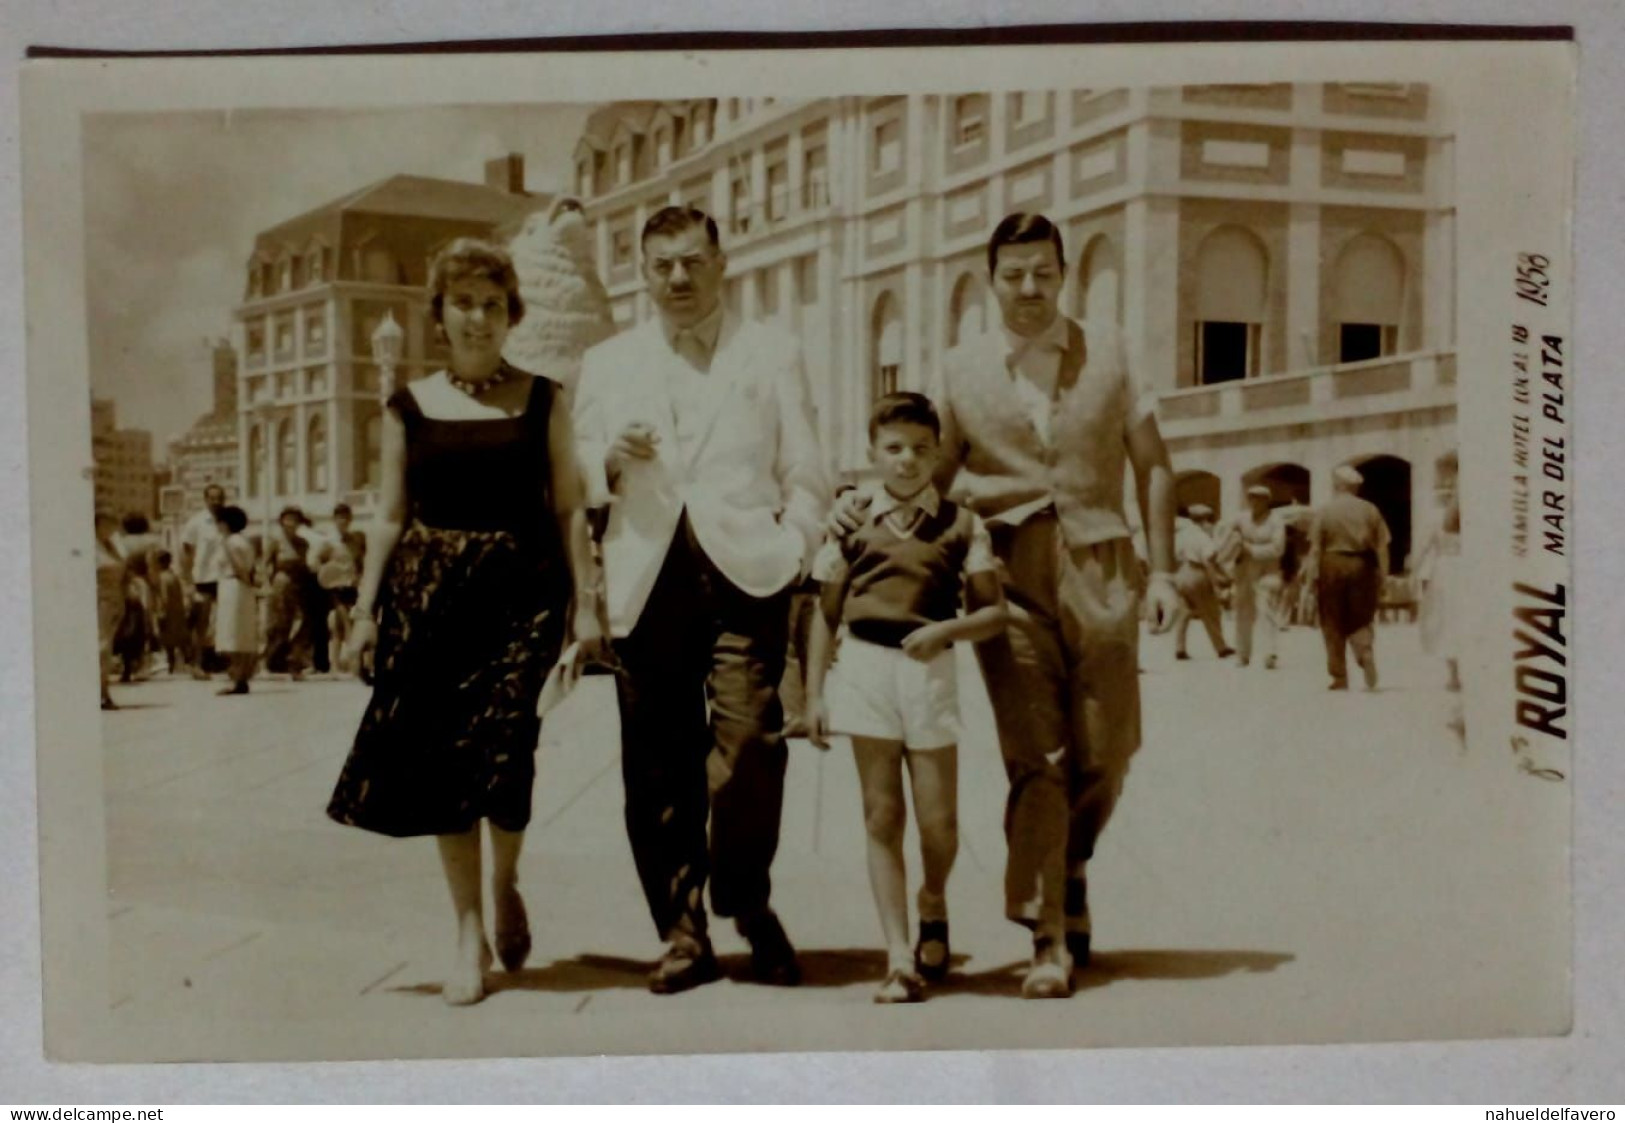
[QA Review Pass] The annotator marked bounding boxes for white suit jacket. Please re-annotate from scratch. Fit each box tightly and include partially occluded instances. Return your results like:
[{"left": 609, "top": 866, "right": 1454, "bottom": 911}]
[{"left": 574, "top": 313, "right": 830, "bottom": 637}]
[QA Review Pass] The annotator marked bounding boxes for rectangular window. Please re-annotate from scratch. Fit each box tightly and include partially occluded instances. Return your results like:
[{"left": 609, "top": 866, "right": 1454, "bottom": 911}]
[
  {"left": 1196, "top": 321, "right": 1260, "bottom": 384},
  {"left": 246, "top": 323, "right": 266, "bottom": 366},
  {"left": 731, "top": 175, "right": 753, "bottom": 234},
  {"left": 611, "top": 227, "right": 634, "bottom": 268},
  {"left": 759, "top": 267, "right": 779, "bottom": 316},
  {"left": 953, "top": 95, "right": 985, "bottom": 147},
  {"left": 304, "top": 308, "right": 327, "bottom": 355},
  {"left": 274, "top": 315, "right": 296, "bottom": 359},
  {"left": 876, "top": 363, "right": 900, "bottom": 399},
  {"left": 1013, "top": 92, "right": 1041, "bottom": 125},
  {"left": 766, "top": 160, "right": 790, "bottom": 222},
  {"left": 797, "top": 254, "right": 819, "bottom": 306},
  {"left": 803, "top": 145, "right": 829, "bottom": 208},
  {"left": 1339, "top": 323, "right": 1397, "bottom": 363},
  {"left": 873, "top": 118, "right": 902, "bottom": 175}
]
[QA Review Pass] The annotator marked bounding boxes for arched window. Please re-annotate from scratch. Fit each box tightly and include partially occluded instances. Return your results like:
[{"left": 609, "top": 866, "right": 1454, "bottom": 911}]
[
  {"left": 275, "top": 418, "right": 296, "bottom": 496},
  {"left": 1078, "top": 235, "right": 1121, "bottom": 326},
  {"left": 1174, "top": 469, "right": 1222, "bottom": 520},
  {"left": 1345, "top": 454, "right": 1412, "bottom": 572},
  {"left": 306, "top": 413, "right": 328, "bottom": 494},
  {"left": 246, "top": 424, "right": 264, "bottom": 498},
  {"left": 871, "top": 291, "right": 903, "bottom": 399},
  {"left": 1194, "top": 226, "right": 1268, "bottom": 384},
  {"left": 1334, "top": 233, "right": 1406, "bottom": 362},
  {"left": 947, "top": 272, "right": 986, "bottom": 348},
  {"left": 1242, "top": 462, "right": 1312, "bottom": 507}
]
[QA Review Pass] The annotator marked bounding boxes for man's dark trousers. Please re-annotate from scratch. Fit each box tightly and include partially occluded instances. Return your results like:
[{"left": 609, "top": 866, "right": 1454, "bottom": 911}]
[{"left": 613, "top": 515, "right": 791, "bottom": 941}]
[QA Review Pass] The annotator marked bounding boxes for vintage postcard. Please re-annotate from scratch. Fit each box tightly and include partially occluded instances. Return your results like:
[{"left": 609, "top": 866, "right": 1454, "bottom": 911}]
[{"left": 20, "top": 31, "right": 1575, "bottom": 1062}]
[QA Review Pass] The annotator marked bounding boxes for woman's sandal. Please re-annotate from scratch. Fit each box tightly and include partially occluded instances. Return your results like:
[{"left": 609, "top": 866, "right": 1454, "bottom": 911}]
[
  {"left": 915, "top": 919, "right": 951, "bottom": 982},
  {"left": 873, "top": 967, "right": 925, "bottom": 1004}
]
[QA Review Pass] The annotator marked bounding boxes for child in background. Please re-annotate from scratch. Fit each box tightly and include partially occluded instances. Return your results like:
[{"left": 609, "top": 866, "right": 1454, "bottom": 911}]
[
  {"left": 805, "top": 392, "right": 1008, "bottom": 1003},
  {"left": 153, "top": 550, "right": 192, "bottom": 674}
]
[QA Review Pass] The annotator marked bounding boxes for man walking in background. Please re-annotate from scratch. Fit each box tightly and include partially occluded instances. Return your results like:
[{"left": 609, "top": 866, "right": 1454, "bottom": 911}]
[
  {"left": 1308, "top": 465, "right": 1392, "bottom": 691},
  {"left": 178, "top": 483, "right": 227, "bottom": 678}
]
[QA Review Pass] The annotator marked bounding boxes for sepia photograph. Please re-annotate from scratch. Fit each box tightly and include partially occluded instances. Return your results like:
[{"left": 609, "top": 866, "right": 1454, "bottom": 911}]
[{"left": 18, "top": 33, "right": 1576, "bottom": 1065}]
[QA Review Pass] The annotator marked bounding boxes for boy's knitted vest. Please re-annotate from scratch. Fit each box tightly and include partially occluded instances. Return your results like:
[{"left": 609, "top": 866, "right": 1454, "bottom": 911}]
[{"left": 840, "top": 501, "right": 977, "bottom": 648}]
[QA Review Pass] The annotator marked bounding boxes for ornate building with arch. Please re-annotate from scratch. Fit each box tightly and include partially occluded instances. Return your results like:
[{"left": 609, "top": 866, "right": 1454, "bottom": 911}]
[
  {"left": 229, "top": 158, "right": 547, "bottom": 535},
  {"left": 576, "top": 84, "right": 1456, "bottom": 570}
]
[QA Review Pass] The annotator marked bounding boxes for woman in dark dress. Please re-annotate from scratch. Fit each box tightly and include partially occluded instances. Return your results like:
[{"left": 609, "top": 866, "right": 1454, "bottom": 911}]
[{"left": 328, "top": 238, "right": 603, "bottom": 1006}]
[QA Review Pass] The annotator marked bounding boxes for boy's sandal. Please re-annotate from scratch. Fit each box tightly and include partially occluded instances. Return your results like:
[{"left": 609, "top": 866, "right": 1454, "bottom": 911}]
[
  {"left": 915, "top": 919, "right": 951, "bottom": 982},
  {"left": 873, "top": 968, "right": 925, "bottom": 1004}
]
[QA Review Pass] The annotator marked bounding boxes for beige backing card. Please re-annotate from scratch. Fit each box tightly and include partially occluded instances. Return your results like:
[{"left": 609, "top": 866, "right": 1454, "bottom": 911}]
[{"left": 21, "top": 37, "right": 1575, "bottom": 1063}]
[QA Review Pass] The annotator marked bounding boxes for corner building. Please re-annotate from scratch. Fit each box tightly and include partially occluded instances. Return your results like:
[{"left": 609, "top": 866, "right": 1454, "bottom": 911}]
[
  {"left": 577, "top": 85, "right": 1455, "bottom": 572},
  {"left": 231, "top": 159, "right": 546, "bottom": 534}
]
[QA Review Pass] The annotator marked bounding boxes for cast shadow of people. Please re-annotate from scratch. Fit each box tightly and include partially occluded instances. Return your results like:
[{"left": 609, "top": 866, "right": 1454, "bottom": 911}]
[{"left": 951, "top": 948, "right": 1295, "bottom": 997}]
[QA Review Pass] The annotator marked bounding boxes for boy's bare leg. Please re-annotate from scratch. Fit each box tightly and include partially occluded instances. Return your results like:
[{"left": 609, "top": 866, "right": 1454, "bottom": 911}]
[
  {"left": 904, "top": 745, "right": 958, "bottom": 924},
  {"left": 852, "top": 736, "right": 912, "bottom": 975},
  {"left": 906, "top": 745, "right": 958, "bottom": 978}
]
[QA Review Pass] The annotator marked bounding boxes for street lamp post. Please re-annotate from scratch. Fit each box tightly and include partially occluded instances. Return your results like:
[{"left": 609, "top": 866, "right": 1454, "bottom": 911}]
[
  {"left": 365, "top": 310, "right": 406, "bottom": 524},
  {"left": 371, "top": 310, "right": 404, "bottom": 403},
  {"left": 254, "top": 400, "right": 276, "bottom": 544}
]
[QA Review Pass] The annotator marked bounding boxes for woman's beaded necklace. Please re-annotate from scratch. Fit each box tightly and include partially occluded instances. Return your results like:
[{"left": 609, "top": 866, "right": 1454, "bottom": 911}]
[{"left": 446, "top": 364, "right": 509, "bottom": 398}]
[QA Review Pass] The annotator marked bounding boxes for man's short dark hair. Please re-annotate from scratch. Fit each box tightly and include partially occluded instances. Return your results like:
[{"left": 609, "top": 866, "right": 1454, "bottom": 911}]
[
  {"left": 333, "top": 503, "right": 352, "bottom": 519},
  {"left": 641, "top": 205, "right": 721, "bottom": 252},
  {"left": 868, "top": 391, "right": 941, "bottom": 442},
  {"left": 987, "top": 212, "right": 1066, "bottom": 275},
  {"left": 121, "top": 513, "right": 150, "bottom": 535}
]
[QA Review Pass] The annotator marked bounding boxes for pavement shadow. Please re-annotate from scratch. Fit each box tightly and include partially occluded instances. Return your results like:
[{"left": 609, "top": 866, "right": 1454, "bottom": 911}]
[
  {"left": 490, "top": 953, "right": 654, "bottom": 994},
  {"left": 951, "top": 948, "right": 1295, "bottom": 997},
  {"left": 388, "top": 953, "right": 651, "bottom": 998}
]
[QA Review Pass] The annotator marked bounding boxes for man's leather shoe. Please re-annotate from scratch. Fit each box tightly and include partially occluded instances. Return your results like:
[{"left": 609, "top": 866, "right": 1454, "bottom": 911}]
[{"left": 739, "top": 909, "right": 802, "bottom": 986}]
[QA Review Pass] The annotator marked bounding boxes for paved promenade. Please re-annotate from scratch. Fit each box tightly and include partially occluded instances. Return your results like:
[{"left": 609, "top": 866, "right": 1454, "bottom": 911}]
[{"left": 96, "top": 622, "right": 1566, "bottom": 1059}]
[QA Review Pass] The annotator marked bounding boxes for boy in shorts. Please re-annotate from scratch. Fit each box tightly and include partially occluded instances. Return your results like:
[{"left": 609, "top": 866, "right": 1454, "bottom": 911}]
[{"left": 805, "top": 392, "right": 1008, "bottom": 1003}]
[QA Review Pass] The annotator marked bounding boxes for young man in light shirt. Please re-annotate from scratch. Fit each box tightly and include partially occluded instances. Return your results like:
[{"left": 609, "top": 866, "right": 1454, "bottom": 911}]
[{"left": 178, "top": 482, "right": 227, "bottom": 678}]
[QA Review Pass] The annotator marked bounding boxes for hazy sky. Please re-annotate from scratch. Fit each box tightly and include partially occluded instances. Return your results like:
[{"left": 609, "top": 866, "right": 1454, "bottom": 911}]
[{"left": 83, "top": 103, "right": 591, "bottom": 449}]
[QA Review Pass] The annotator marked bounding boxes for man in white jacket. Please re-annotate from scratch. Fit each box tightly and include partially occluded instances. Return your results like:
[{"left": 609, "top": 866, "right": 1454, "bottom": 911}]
[{"left": 574, "top": 206, "right": 829, "bottom": 994}]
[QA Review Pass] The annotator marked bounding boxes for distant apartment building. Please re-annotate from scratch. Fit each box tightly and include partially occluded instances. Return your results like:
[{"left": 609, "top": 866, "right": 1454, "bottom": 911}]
[
  {"left": 91, "top": 397, "right": 157, "bottom": 524},
  {"left": 231, "top": 156, "right": 548, "bottom": 531},
  {"left": 169, "top": 339, "right": 242, "bottom": 511},
  {"left": 575, "top": 86, "right": 1454, "bottom": 571}
]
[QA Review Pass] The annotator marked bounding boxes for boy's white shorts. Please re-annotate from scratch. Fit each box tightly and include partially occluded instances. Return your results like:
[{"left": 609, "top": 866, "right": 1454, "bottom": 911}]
[{"left": 827, "top": 634, "right": 961, "bottom": 751}]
